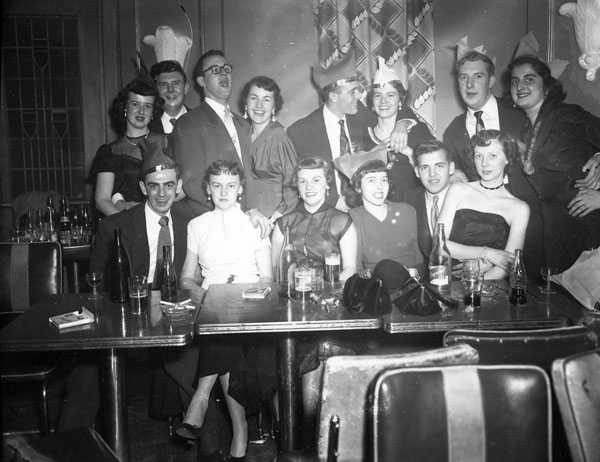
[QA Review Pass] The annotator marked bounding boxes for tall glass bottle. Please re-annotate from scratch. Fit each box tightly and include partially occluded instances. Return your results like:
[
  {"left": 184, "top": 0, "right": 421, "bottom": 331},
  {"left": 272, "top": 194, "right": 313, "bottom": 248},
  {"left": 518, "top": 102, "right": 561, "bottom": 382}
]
[
  {"left": 46, "top": 207, "right": 58, "bottom": 242},
  {"left": 509, "top": 249, "right": 527, "bottom": 305},
  {"left": 278, "top": 226, "right": 297, "bottom": 298},
  {"left": 108, "top": 228, "right": 131, "bottom": 303},
  {"left": 59, "top": 210, "right": 72, "bottom": 246},
  {"left": 160, "top": 245, "right": 177, "bottom": 303},
  {"left": 429, "top": 223, "right": 451, "bottom": 291},
  {"left": 82, "top": 205, "right": 93, "bottom": 244},
  {"left": 45, "top": 195, "right": 58, "bottom": 229}
]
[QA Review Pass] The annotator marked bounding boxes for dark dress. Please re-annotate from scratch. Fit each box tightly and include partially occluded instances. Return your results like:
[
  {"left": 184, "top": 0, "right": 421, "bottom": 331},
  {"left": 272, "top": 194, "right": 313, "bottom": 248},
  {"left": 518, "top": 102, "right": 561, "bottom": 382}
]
[
  {"left": 246, "top": 121, "right": 298, "bottom": 217},
  {"left": 87, "top": 132, "right": 167, "bottom": 204},
  {"left": 449, "top": 209, "right": 510, "bottom": 250},
  {"left": 517, "top": 99, "right": 600, "bottom": 271},
  {"left": 364, "top": 107, "right": 434, "bottom": 201}
]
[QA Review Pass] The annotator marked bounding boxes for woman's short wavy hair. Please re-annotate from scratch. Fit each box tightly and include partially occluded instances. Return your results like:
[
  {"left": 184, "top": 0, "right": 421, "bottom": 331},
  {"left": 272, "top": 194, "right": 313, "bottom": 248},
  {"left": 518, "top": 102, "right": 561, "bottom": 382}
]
[
  {"left": 469, "top": 129, "right": 518, "bottom": 176},
  {"left": 507, "top": 55, "right": 566, "bottom": 103},
  {"left": 202, "top": 160, "right": 245, "bottom": 198},
  {"left": 109, "top": 77, "right": 163, "bottom": 135},
  {"left": 239, "top": 76, "right": 284, "bottom": 115},
  {"left": 366, "top": 80, "right": 407, "bottom": 109},
  {"left": 345, "top": 160, "right": 390, "bottom": 208},
  {"left": 293, "top": 157, "right": 334, "bottom": 190}
]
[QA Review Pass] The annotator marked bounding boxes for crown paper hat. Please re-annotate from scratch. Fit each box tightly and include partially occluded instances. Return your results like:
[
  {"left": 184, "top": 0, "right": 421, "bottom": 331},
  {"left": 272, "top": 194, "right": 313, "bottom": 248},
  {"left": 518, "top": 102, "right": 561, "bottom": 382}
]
[
  {"left": 333, "top": 145, "right": 389, "bottom": 180},
  {"left": 143, "top": 25, "right": 192, "bottom": 69},
  {"left": 456, "top": 36, "right": 497, "bottom": 67},
  {"left": 372, "top": 56, "right": 402, "bottom": 88},
  {"left": 140, "top": 139, "right": 176, "bottom": 175},
  {"left": 313, "top": 52, "right": 358, "bottom": 91},
  {"left": 514, "top": 31, "right": 569, "bottom": 79}
]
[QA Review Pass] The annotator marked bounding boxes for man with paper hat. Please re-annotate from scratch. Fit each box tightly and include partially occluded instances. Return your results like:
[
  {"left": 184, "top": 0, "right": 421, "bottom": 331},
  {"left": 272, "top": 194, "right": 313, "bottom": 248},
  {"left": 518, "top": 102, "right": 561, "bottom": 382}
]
[
  {"left": 288, "top": 51, "right": 414, "bottom": 212},
  {"left": 90, "top": 139, "right": 192, "bottom": 288},
  {"left": 443, "top": 38, "right": 526, "bottom": 183}
]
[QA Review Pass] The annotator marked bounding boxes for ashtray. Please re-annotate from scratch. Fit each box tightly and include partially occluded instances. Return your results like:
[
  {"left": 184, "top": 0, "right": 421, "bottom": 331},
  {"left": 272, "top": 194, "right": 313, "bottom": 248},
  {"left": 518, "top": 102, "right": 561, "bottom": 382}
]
[{"left": 161, "top": 299, "right": 194, "bottom": 319}]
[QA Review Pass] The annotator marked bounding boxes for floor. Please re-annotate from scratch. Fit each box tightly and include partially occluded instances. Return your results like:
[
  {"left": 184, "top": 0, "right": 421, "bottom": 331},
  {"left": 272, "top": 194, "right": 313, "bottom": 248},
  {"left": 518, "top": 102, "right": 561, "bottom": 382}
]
[{"left": 2, "top": 351, "right": 279, "bottom": 462}]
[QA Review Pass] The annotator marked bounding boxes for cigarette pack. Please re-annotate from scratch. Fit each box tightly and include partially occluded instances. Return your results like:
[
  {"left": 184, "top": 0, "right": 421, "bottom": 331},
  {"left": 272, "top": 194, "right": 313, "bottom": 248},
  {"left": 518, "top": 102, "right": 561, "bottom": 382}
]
[
  {"left": 50, "top": 307, "right": 95, "bottom": 330},
  {"left": 242, "top": 287, "right": 271, "bottom": 300}
]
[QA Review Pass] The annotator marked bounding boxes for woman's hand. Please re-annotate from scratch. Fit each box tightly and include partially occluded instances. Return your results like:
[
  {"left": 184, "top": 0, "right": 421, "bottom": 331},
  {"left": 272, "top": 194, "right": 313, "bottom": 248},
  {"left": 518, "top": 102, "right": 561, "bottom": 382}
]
[
  {"left": 247, "top": 209, "right": 273, "bottom": 239},
  {"left": 575, "top": 154, "right": 600, "bottom": 190},
  {"left": 482, "top": 247, "right": 514, "bottom": 273},
  {"left": 114, "top": 200, "right": 139, "bottom": 212},
  {"left": 568, "top": 189, "right": 600, "bottom": 217}
]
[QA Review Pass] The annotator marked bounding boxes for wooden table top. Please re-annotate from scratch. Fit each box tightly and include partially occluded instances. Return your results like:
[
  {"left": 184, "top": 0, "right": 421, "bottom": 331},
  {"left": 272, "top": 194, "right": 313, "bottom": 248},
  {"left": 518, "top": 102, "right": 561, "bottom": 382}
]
[
  {"left": 0, "top": 291, "right": 196, "bottom": 352},
  {"left": 383, "top": 280, "right": 576, "bottom": 333},
  {"left": 197, "top": 283, "right": 382, "bottom": 334}
]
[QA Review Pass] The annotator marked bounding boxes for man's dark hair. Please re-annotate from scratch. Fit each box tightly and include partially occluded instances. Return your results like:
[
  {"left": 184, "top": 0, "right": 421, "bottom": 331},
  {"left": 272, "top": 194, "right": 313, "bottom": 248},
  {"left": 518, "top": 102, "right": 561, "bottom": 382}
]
[
  {"left": 193, "top": 49, "right": 226, "bottom": 82},
  {"left": 413, "top": 140, "right": 453, "bottom": 166},
  {"left": 150, "top": 60, "right": 187, "bottom": 83},
  {"left": 456, "top": 51, "right": 495, "bottom": 77}
]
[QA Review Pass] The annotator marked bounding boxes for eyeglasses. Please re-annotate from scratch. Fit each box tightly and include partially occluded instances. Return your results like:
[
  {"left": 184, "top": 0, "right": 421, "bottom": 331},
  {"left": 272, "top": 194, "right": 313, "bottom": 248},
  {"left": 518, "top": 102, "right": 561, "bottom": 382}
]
[{"left": 201, "top": 63, "right": 233, "bottom": 75}]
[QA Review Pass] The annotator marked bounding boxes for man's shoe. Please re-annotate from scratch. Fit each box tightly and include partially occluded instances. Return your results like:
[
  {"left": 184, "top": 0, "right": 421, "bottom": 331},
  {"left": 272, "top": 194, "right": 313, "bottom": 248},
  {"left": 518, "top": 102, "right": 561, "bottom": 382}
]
[{"left": 175, "top": 422, "right": 202, "bottom": 440}]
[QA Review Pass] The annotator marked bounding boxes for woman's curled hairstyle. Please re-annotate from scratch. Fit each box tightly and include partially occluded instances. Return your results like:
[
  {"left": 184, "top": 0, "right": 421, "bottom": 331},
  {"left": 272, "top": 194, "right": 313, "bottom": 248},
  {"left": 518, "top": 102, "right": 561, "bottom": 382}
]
[
  {"left": 109, "top": 76, "right": 163, "bottom": 135},
  {"left": 470, "top": 129, "right": 518, "bottom": 175}
]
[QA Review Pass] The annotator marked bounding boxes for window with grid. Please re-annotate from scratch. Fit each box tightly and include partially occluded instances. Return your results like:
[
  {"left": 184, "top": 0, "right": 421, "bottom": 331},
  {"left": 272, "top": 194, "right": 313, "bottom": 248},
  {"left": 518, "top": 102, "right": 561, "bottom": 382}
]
[{"left": 3, "top": 15, "right": 85, "bottom": 200}]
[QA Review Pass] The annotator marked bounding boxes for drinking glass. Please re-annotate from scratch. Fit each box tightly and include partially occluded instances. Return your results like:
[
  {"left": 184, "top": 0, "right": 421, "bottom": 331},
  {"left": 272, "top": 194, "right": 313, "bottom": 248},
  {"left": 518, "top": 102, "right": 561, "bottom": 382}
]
[
  {"left": 540, "top": 266, "right": 558, "bottom": 294},
  {"left": 462, "top": 259, "right": 480, "bottom": 279},
  {"left": 86, "top": 272, "right": 104, "bottom": 300}
]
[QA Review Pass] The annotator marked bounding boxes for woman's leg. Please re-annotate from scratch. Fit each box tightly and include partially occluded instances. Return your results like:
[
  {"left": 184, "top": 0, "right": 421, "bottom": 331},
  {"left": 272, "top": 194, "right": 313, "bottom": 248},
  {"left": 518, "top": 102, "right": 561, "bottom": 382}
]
[
  {"left": 182, "top": 373, "right": 218, "bottom": 427},
  {"left": 220, "top": 373, "right": 248, "bottom": 458}
]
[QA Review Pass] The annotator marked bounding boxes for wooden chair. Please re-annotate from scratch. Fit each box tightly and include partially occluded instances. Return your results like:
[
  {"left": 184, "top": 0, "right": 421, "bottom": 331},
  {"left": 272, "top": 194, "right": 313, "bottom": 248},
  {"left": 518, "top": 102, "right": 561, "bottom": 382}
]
[
  {"left": 552, "top": 348, "right": 600, "bottom": 462},
  {"left": 370, "top": 365, "right": 552, "bottom": 462},
  {"left": 316, "top": 344, "right": 479, "bottom": 462},
  {"left": 1, "top": 242, "right": 63, "bottom": 435},
  {"left": 442, "top": 326, "right": 598, "bottom": 371}
]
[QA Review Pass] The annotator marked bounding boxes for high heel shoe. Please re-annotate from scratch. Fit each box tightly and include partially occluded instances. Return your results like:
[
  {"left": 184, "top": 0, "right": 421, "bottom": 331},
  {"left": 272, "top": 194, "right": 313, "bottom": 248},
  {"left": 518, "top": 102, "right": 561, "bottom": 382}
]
[{"left": 175, "top": 422, "right": 202, "bottom": 440}]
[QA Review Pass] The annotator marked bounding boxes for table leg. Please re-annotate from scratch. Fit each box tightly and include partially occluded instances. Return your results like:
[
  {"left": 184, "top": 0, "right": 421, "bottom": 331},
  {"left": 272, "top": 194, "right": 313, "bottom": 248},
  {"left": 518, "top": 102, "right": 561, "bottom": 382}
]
[
  {"left": 102, "top": 348, "right": 130, "bottom": 462},
  {"left": 277, "top": 334, "right": 299, "bottom": 452}
]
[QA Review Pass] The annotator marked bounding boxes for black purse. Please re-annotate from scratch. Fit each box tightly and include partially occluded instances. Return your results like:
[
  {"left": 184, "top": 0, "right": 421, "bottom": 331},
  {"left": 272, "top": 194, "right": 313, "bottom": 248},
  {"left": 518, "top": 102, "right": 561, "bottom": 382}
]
[{"left": 343, "top": 260, "right": 458, "bottom": 316}]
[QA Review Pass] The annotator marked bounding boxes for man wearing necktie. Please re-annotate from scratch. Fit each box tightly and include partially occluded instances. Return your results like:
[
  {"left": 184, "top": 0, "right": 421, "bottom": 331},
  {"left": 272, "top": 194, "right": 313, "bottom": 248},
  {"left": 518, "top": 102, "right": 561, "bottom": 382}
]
[
  {"left": 148, "top": 60, "right": 189, "bottom": 135},
  {"left": 443, "top": 50, "right": 526, "bottom": 182},
  {"left": 288, "top": 51, "right": 414, "bottom": 212}
]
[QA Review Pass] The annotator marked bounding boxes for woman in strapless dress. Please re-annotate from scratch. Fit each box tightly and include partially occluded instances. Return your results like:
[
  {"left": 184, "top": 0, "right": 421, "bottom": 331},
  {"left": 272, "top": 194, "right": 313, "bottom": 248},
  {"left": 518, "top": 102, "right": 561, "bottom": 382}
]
[{"left": 437, "top": 130, "right": 530, "bottom": 279}]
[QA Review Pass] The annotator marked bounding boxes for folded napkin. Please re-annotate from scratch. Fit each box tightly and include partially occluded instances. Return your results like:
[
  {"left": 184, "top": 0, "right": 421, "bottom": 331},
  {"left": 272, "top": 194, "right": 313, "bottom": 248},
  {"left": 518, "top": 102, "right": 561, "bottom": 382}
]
[{"left": 550, "top": 248, "right": 600, "bottom": 311}]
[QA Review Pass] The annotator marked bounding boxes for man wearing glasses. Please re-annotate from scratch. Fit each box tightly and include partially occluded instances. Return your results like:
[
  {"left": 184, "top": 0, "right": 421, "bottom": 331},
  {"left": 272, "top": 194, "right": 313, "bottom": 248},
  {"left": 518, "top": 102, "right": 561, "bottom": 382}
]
[
  {"left": 149, "top": 60, "right": 190, "bottom": 134},
  {"left": 170, "top": 50, "right": 254, "bottom": 216}
]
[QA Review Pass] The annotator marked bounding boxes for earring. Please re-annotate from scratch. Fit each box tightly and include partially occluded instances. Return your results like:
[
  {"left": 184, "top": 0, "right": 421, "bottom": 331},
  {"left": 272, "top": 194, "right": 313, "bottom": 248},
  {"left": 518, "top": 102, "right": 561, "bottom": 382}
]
[
  {"left": 271, "top": 109, "right": 276, "bottom": 122},
  {"left": 243, "top": 106, "right": 248, "bottom": 119},
  {"left": 237, "top": 193, "right": 243, "bottom": 202},
  {"left": 207, "top": 194, "right": 211, "bottom": 202}
]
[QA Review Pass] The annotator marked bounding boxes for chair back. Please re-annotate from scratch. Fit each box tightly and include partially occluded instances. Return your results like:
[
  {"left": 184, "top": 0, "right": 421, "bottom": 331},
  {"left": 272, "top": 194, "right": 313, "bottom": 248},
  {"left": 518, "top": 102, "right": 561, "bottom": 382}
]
[
  {"left": 443, "top": 326, "right": 598, "bottom": 370},
  {"left": 370, "top": 365, "right": 551, "bottom": 462},
  {"left": 0, "top": 242, "right": 62, "bottom": 313},
  {"left": 552, "top": 348, "right": 600, "bottom": 462},
  {"left": 316, "top": 344, "right": 479, "bottom": 462}
]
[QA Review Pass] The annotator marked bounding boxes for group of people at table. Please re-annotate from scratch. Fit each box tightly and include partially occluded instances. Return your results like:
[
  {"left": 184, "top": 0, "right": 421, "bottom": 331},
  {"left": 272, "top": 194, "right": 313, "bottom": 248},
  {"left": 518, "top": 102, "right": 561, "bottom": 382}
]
[{"left": 69, "top": 43, "right": 600, "bottom": 461}]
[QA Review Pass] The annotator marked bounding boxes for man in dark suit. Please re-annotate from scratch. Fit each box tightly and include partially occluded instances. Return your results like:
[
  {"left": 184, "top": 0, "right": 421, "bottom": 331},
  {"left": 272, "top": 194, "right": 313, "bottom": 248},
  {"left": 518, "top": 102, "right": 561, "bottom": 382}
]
[
  {"left": 443, "top": 51, "right": 525, "bottom": 181},
  {"left": 288, "top": 52, "right": 412, "bottom": 211},
  {"left": 170, "top": 50, "right": 254, "bottom": 216},
  {"left": 148, "top": 60, "right": 189, "bottom": 135},
  {"left": 402, "top": 140, "right": 455, "bottom": 263},
  {"left": 90, "top": 146, "right": 192, "bottom": 284}
]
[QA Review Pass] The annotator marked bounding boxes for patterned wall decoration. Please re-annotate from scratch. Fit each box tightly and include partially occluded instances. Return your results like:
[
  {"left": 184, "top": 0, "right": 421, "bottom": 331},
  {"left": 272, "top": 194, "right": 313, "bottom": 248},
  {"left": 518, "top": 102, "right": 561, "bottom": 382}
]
[{"left": 314, "top": 0, "right": 436, "bottom": 134}]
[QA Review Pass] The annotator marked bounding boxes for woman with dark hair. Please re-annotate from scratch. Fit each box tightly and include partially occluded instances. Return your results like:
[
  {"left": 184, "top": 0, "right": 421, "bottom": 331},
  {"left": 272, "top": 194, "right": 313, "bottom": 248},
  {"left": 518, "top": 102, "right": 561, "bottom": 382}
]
[
  {"left": 88, "top": 77, "right": 165, "bottom": 216},
  {"left": 239, "top": 76, "right": 298, "bottom": 220},
  {"left": 508, "top": 55, "right": 600, "bottom": 271},
  {"left": 176, "top": 160, "right": 272, "bottom": 461},
  {"left": 438, "top": 130, "right": 530, "bottom": 279},
  {"left": 335, "top": 149, "right": 425, "bottom": 275},
  {"left": 271, "top": 157, "right": 357, "bottom": 282},
  {"left": 363, "top": 57, "right": 434, "bottom": 200}
]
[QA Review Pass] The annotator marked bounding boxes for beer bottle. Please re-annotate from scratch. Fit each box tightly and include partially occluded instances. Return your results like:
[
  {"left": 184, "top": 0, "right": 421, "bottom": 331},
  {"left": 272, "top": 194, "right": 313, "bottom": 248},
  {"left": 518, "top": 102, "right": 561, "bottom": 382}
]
[
  {"left": 509, "top": 249, "right": 527, "bottom": 305},
  {"left": 45, "top": 195, "right": 58, "bottom": 229},
  {"left": 160, "top": 245, "right": 177, "bottom": 303},
  {"left": 59, "top": 210, "right": 72, "bottom": 246},
  {"left": 278, "top": 226, "right": 297, "bottom": 298},
  {"left": 429, "top": 223, "right": 451, "bottom": 291},
  {"left": 108, "top": 228, "right": 131, "bottom": 303}
]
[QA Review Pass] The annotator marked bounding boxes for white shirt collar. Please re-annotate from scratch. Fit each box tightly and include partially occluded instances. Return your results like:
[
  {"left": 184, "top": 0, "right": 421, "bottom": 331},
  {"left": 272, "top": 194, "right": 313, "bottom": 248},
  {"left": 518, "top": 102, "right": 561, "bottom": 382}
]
[
  {"left": 205, "top": 97, "right": 229, "bottom": 122},
  {"left": 144, "top": 203, "right": 173, "bottom": 284},
  {"left": 160, "top": 106, "right": 187, "bottom": 133}
]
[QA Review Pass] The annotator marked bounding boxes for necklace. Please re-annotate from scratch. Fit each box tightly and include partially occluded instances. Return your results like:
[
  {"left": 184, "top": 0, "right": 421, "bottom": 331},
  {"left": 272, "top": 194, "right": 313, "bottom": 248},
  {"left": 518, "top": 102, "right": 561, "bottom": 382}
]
[
  {"left": 125, "top": 132, "right": 149, "bottom": 147},
  {"left": 479, "top": 181, "right": 503, "bottom": 191}
]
